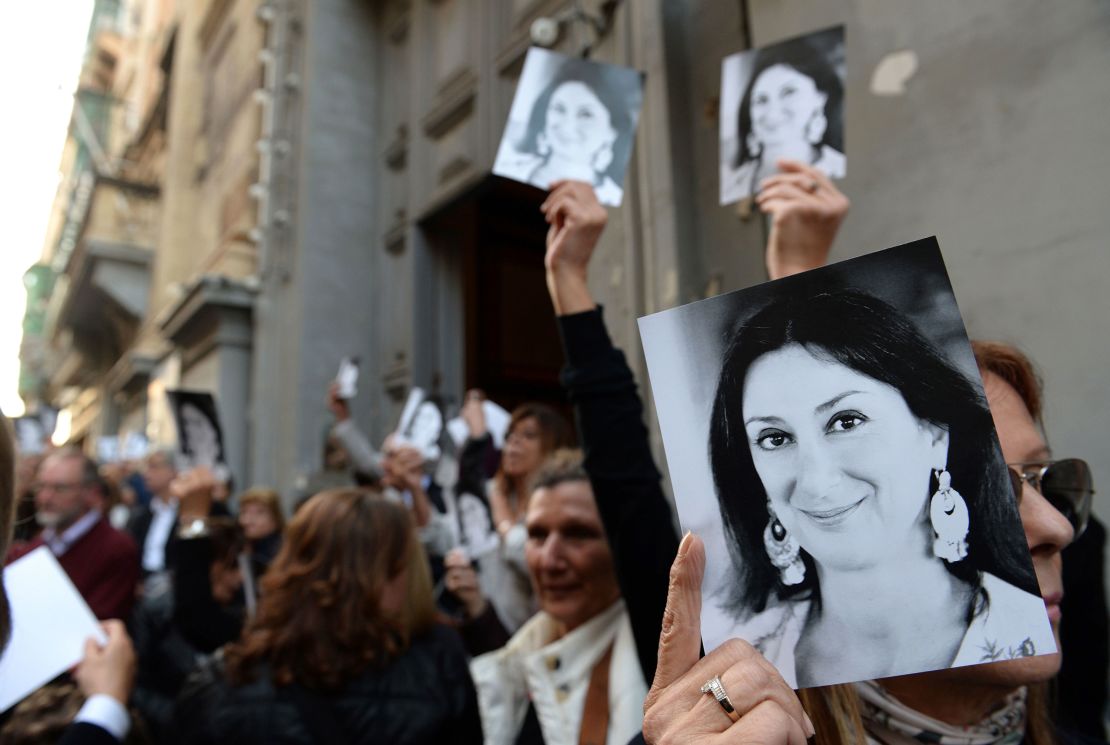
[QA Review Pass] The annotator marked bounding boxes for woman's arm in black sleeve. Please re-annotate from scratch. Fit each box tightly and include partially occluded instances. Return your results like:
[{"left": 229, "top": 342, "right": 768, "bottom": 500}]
[
  {"left": 455, "top": 433, "right": 495, "bottom": 502},
  {"left": 558, "top": 307, "right": 680, "bottom": 685},
  {"left": 172, "top": 536, "right": 243, "bottom": 653}
]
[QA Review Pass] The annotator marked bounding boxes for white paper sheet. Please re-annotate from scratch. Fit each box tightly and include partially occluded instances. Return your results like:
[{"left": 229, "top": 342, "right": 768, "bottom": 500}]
[
  {"left": 446, "top": 400, "right": 512, "bottom": 450},
  {"left": 0, "top": 547, "right": 106, "bottom": 712}
]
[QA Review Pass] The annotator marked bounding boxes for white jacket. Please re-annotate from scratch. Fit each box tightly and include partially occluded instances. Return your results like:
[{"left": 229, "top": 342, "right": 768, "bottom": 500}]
[{"left": 470, "top": 600, "right": 647, "bottom": 745}]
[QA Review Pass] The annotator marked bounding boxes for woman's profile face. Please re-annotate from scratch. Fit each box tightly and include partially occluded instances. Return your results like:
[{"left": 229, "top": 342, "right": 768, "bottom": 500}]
[
  {"left": 501, "top": 416, "right": 545, "bottom": 481},
  {"left": 542, "top": 81, "right": 616, "bottom": 166},
  {"left": 740, "top": 344, "right": 947, "bottom": 571},
  {"left": 239, "top": 500, "right": 279, "bottom": 541},
  {"left": 748, "top": 64, "right": 826, "bottom": 149}
]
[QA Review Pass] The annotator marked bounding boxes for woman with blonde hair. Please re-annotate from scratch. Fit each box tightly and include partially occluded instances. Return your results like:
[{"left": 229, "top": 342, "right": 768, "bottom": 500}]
[
  {"left": 236, "top": 486, "right": 284, "bottom": 574},
  {"left": 173, "top": 488, "right": 482, "bottom": 745}
]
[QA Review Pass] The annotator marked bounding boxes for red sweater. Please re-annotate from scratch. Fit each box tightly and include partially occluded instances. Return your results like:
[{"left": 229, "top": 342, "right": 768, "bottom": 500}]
[{"left": 7, "top": 517, "right": 139, "bottom": 621}]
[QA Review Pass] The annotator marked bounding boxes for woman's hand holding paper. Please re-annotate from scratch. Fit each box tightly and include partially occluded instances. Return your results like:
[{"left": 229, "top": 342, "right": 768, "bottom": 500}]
[
  {"left": 74, "top": 620, "right": 136, "bottom": 706},
  {"left": 756, "top": 158, "right": 849, "bottom": 280},
  {"left": 642, "top": 532, "right": 814, "bottom": 745}
]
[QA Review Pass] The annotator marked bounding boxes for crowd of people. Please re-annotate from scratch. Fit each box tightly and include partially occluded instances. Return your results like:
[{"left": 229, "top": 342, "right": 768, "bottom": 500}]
[{"left": 0, "top": 160, "right": 1106, "bottom": 745}]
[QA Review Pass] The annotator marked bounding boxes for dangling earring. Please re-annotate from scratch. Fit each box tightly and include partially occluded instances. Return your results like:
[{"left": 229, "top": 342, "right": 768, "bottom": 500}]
[
  {"left": 591, "top": 140, "right": 614, "bottom": 174},
  {"left": 746, "top": 132, "right": 762, "bottom": 159},
  {"left": 930, "top": 468, "right": 969, "bottom": 562},
  {"left": 764, "top": 506, "right": 806, "bottom": 586},
  {"left": 804, "top": 110, "right": 828, "bottom": 145},
  {"left": 536, "top": 132, "right": 552, "bottom": 158}
]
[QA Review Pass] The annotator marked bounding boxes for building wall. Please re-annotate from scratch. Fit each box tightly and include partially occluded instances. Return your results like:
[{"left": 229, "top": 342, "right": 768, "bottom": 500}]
[
  {"left": 292, "top": 0, "right": 1109, "bottom": 533},
  {"left": 249, "top": 0, "right": 381, "bottom": 493},
  {"left": 732, "top": 0, "right": 1110, "bottom": 543}
]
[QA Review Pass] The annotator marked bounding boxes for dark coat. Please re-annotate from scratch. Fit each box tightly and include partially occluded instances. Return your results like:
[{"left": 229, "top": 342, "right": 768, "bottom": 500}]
[{"left": 170, "top": 624, "right": 483, "bottom": 745}]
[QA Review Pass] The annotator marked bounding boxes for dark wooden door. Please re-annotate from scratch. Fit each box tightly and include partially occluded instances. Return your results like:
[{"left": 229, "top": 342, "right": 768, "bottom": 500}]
[{"left": 463, "top": 178, "right": 567, "bottom": 415}]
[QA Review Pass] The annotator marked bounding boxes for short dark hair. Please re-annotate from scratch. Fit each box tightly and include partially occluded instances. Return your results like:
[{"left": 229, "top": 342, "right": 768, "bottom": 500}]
[
  {"left": 518, "top": 59, "right": 635, "bottom": 184},
  {"left": 735, "top": 38, "right": 844, "bottom": 169},
  {"left": 708, "top": 289, "right": 1038, "bottom": 615},
  {"left": 50, "top": 447, "right": 106, "bottom": 495},
  {"left": 206, "top": 516, "right": 246, "bottom": 569}
]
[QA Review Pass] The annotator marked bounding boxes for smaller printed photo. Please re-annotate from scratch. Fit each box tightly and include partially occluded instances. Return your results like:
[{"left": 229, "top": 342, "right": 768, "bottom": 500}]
[
  {"left": 720, "top": 25, "right": 845, "bottom": 205},
  {"left": 493, "top": 47, "right": 645, "bottom": 207},
  {"left": 166, "top": 390, "right": 227, "bottom": 473},
  {"left": 638, "top": 238, "right": 1055, "bottom": 689}
]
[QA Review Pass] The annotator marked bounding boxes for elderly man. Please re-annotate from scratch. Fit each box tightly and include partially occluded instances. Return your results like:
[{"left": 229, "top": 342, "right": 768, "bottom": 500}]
[
  {"left": 6, "top": 447, "right": 139, "bottom": 621},
  {"left": 469, "top": 451, "right": 647, "bottom": 745},
  {"left": 126, "top": 449, "right": 179, "bottom": 578}
]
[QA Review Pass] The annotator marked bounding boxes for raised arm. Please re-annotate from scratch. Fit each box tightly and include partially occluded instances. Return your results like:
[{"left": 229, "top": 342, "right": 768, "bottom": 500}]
[
  {"left": 542, "top": 180, "right": 680, "bottom": 684},
  {"left": 755, "top": 158, "right": 850, "bottom": 280}
]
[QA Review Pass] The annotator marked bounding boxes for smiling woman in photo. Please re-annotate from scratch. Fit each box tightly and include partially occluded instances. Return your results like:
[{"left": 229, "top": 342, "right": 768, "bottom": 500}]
[
  {"left": 497, "top": 57, "right": 634, "bottom": 205},
  {"left": 708, "top": 288, "right": 1051, "bottom": 688},
  {"left": 722, "top": 34, "right": 845, "bottom": 202}
]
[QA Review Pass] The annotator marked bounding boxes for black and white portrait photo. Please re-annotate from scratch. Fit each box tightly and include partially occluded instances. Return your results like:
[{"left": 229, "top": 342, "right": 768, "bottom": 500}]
[
  {"left": 638, "top": 239, "right": 1055, "bottom": 688},
  {"left": 720, "top": 26, "right": 846, "bottom": 205},
  {"left": 492, "top": 46, "right": 644, "bottom": 207},
  {"left": 166, "top": 390, "right": 227, "bottom": 473},
  {"left": 12, "top": 417, "right": 48, "bottom": 455}
]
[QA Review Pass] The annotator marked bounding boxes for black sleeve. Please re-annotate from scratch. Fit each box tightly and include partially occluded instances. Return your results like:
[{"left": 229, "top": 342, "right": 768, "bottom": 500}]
[
  {"left": 456, "top": 433, "right": 495, "bottom": 501},
  {"left": 558, "top": 307, "right": 681, "bottom": 686},
  {"left": 172, "top": 537, "right": 243, "bottom": 653},
  {"left": 456, "top": 602, "right": 512, "bottom": 657},
  {"left": 434, "top": 626, "right": 486, "bottom": 745},
  {"left": 58, "top": 722, "right": 121, "bottom": 745},
  {"left": 170, "top": 656, "right": 228, "bottom": 745},
  {"left": 1058, "top": 515, "right": 1109, "bottom": 741}
]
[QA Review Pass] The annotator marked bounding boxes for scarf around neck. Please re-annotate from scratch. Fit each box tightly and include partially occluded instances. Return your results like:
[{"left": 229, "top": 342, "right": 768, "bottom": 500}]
[{"left": 856, "top": 680, "right": 1027, "bottom": 745}]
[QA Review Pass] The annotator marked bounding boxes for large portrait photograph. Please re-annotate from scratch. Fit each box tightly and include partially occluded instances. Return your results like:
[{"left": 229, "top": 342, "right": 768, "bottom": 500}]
[
  {"left": 720, "top": 25, "right": 846, "bottom": 205},
  {"left": 638, "top": 239, "right": 1055, "bottom": 688},
  {"left": 492, "top": 46, "right": 644, "bottom": 207}
]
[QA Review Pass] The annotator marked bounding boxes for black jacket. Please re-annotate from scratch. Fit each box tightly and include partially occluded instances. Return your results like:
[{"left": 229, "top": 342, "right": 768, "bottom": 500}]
[{"left": 170, "top": 624, "right": 482, "bottom": 745}]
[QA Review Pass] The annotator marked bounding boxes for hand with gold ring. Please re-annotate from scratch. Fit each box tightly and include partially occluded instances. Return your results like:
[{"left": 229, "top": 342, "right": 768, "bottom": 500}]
[
  {"left": 754, "top": 158, "right": 850, "bottom": 281},
  {"left": 642, "top": 532, "right": 815, "bottom": 744}
]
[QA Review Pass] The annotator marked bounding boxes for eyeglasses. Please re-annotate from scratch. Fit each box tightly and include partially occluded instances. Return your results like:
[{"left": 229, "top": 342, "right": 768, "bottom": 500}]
[
  {"left": 30, "top": 481, "right": 85, "bottom": 495},
  {"left": 1007, "top": 459, "right": 1095, "bottom": 539}
]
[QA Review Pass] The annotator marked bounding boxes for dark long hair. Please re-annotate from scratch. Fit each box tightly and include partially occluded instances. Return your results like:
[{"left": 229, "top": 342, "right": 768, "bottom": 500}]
[
  {"left": 708, "top": 289, "right": 1038, "bottom": 615},
  {"left": 518, "top": 59, "right": 635, "bottom": 185},
  {"left": 224, "top": 489, "right": 435, "bottom": 690},
  {"left": 734, "top": 38, "right": 844, "bottom": 169}
]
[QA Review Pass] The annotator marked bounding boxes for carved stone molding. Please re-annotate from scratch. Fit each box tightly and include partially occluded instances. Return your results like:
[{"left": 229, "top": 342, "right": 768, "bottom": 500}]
[
  {"left": 498, "top": 0, "right": 567, "bottom": 74},
  {"left": 382, "top": 353, "right": 410, "bottom": 401},
  {"left": 387, "top": 1, "right": 411, "bottom": 44},
  {"left": 438, "top": 155, "right": 472, "bottom": 185},
  {"left": 384, "top": 124, "right": 408, "bottom": 171},
  {"left": 384, "top": 210, "right": 407, "bottom": 255},
  {"left": 421, "top": 67, "right": 478, "bottom": 140},
  {"left": 494, "top": 35, "right": 531, "bottom": 76}
]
